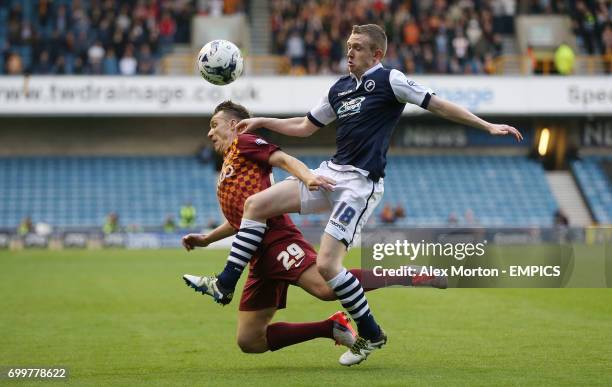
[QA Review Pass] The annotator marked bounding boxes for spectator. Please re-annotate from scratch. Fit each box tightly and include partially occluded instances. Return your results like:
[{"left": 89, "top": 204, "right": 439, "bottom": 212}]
[
  {"left": 174, "top": 2, "right": 194, "bottom": 43},
  {"left": 574, "top": 0, "right": 599, "bottom": 54},
  {"left": 103, "top": 212, "right": 120, "bottom": 234},
  {"left": 34, "top": 50, "right": 53, "bottom": 74},
  {"left": 7, "top": 4, "right": 23, "bottom": 45},
  {"left": 52, "top": 55, "right": 68, "bottom": 74},
  {"left": 554, "top": 43, "right": 575, "bottom": 75},
  {"left": 103, "top": 48, "right": 119, "bottom": 75},
  {"left": 483, "top": 53, "right": 497, "bottom": 74},
  {"left": 394, "top": 203, "right": 406, "bottom": 220},
  {"left": 380, "top": 203, "right": 396, "bottom": 224},
  {"left": 73, "top": 56, "right": 85, "bottom": 74},
  {"left": 553, "top": 209, "right": 569, "bottom": 227},
  {"left": 159, "top": 11, "right": 176, "bottom": 45},
  {"left": 464, "top": 208, "right": 478, "bottom": 225},
  {"left": 116, "top": 4, "right": 132, "bottom": 33},
  {"left": 286, "top": 31, "right": 306, "bottom": 68},
  {"left": 38, "top": 0, "right": 51, "bottom": 29},
  {"left": 88, "top": 41, "right": 106, "bottom": 74},
  {"left": 180, "top": 203, "right": 197, "bottom": 229},
  {"left": 5, "top": 53, "right": 23, "bottom": 74},
  {"left": 524, "top": 45, "right": 537, "bottom": 74},
  {"left": 137, "top": 44, "right": 156, "bottom": 74},
  {"left": 164, "top": 215, "right": 177, "bottom": 233},
  {"left": 603, "top": 23, "right": 612, "bottom": 73},
  {"left": 553, "top": 209, "right": 569, "bottom": 242},
  {"left": 119, "top": 44, "right": 138, "bottom": 75},
  {"left": 17, "top": 216, "right": 34, "bottom": 236},
  {"left": 55, "top": 4, "right": 70, "bottom": 33}
]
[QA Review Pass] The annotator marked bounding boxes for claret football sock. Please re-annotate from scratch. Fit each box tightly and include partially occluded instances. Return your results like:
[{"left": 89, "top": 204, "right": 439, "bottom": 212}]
[
  {"left": 327, "top": 268, "right": 382, "bottom": 340},
  {"left": 349, "top": 268, "right": 411, "bottom": 290},
  {"left": 349, "top": 268, "right": 447, "bottom": 289},
  {"left": 217, "top": 218, "right": 267, "bottom": 290},
  {"left": 266, "top": 320, "right": 334, "bottom": 351}
]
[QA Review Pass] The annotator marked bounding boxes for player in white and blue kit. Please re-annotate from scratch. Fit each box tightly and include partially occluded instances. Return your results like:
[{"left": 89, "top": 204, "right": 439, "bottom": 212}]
[{"left": 198, "top": 24, "right": 523, "bottom": 366}]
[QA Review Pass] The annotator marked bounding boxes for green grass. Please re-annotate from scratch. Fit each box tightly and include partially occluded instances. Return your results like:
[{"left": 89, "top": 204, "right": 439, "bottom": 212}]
[{"left": 1, "top": 249, "right": 611, "bottom": 386}]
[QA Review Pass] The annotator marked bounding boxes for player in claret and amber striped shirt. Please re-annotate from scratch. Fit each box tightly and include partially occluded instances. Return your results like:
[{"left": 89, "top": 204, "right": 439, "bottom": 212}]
[{"left": 182, "top": 101, "right": 445, "bottom": 357}]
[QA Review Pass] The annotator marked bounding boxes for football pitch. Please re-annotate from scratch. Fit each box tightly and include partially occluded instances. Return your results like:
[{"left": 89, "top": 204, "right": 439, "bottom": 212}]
[{"left": 1, "top": 249, "right": 611, "bottom": 386}]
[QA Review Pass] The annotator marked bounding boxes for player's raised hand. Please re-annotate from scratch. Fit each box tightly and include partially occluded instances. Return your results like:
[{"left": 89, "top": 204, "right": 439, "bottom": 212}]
[
  {"left": 182, "top": 233, "right": 210, "bottom": 251},
  {"left": 306, "top": 174, "right": 336, "bottom": 191},
  {"left": 236, "top": 118, "right": 265, "bottom": 133},
  {"left": 488, "top": 124, "right": 523, "bottom": 141}
]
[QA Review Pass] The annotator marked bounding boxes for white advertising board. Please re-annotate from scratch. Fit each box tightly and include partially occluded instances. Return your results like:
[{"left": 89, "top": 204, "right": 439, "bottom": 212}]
[{"left": 0, "top": 75, "right": 610, "bottom": 116}]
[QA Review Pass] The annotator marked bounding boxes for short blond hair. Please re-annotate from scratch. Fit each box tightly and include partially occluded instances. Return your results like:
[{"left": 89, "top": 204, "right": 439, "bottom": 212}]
[{"left": 352, "top": 24, "right": 387, "bottom": 57}]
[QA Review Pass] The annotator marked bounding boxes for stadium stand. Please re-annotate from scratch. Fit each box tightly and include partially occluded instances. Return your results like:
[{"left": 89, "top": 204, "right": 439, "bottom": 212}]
[
  {"left": 269, "top": 0, "right": 612, "bottom": 75},
  {"left": 527, "top": 0, "right": 612, "bottom": 57},
  {"left": 0, "top": 154, "right": 558, "bottom": 230},
  {"left": 0, "top": 156, "right": 220, "bottom": 229},
  {"left": 270, "top": 0, "right": 510, "bottom": 75},
  {"left": 0, "top": 0, "right": 244, "bottom": 75},
  {"left": 275, "top": 155, "right": 558, "bottom": 227},
  {"left": 3, "top": 0, "right": 610, "bottom": 75},
  {"left": 571, "top": 156, "right": 612, "bottom": 224}
]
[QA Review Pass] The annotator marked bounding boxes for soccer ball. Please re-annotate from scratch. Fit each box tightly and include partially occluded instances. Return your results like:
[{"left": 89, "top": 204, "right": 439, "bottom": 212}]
[{"left": 197, "top": 40, "right": 244, "bottom": 85}]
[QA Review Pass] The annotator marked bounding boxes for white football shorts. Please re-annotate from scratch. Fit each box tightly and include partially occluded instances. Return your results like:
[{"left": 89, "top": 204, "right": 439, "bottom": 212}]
[{"left": 289, "top": 161, "right": 384, "bottom": 248}]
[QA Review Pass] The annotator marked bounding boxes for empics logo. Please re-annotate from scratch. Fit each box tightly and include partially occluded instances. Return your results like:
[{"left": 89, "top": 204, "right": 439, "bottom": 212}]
[{"left": 337, "top": 96, "right": 365, "bottom": 118}]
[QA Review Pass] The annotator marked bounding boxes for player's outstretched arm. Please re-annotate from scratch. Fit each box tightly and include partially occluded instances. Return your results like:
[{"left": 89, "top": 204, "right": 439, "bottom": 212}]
[
  {"left": 236, "top": 116, "right": 320, "bottom": 138},
  {"left": 269, "top": 151, "right": 335, "bottom": 191},
  {"left": 182, "top": 221, "right": 237, "bottom": 251},
  {"left": 427, "top": 95, "right": 523, "bottom": 141}
]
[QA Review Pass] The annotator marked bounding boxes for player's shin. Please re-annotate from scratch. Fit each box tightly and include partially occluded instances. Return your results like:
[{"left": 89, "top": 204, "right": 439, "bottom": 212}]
[
  {"left": 327, "top": 268, "right": 382, "bottom": 340},
  {"left": 266, "top": 320, "right": 334, "bottom": 351},
  {"left": 265, "top": 312, "right": 356, "bottom": 351},
  {"left": 217, "top": 219, "right": 267, "bottom": 290},
  {"left": 349, "top": 267, "right": 448, "bottom": 289}
]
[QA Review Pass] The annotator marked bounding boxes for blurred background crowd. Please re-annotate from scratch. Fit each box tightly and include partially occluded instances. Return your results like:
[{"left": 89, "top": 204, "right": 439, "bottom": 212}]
[
  {"left": 1, "top": 0, "right": 611, "bottom": 76},
  {"left": 270, "top": 0, "right": 611, "bottom": 75}
]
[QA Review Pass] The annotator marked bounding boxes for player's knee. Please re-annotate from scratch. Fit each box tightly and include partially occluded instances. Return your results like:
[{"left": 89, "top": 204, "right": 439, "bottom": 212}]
[
  {"left": 236, "top": 335, "right": 266, "bottom": 354},
  {"left": 243, "top": 195, "right": 255, "bottom": 214},
  {"left": 316, "top": 259, "right": 339, "bottom": 281},
  {"left": 243, "top": 195, "right": 263, "bottom": 218},
  {"left": 316, "top": 252, "right": 342, "bottom": 280}
]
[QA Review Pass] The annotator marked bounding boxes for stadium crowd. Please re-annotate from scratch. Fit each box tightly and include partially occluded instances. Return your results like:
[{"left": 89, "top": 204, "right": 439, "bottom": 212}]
[
  {"left": 271, "top": 0, "right": 612, "bottom": 75},
  {"left": 1, "top": 0, "right": 196, "bottom": 75},
  {"left": 0, "top": 0, "right": 244, "bottom": 75},
  {"left": 2, "top": 0, "right": 610, "bottom": 76},
  {"left": 527, "top": 0, "right": 612, "bottom": 57},
  {"left": 270, "top": 0, "right": 516, "bottom": 75}
]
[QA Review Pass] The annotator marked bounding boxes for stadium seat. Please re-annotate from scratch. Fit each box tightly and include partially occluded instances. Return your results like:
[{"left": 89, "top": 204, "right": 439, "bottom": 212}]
[
  {"left": 273, "top": 155, "right": 558, "bottom": 227},
  {"left": 0, "top": 155, "right": 561, "bottom": 229},
  {"left": 572, "top": 156, "right": 612, "bottom": 224},
  {"left": 0, "top": 156, "right": 220, "bottom": 228}
]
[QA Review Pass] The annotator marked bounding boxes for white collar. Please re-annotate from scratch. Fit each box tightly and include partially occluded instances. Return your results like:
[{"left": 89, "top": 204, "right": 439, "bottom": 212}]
[{"left": 350, "top": 62, "right": 383, "bottom": 82}]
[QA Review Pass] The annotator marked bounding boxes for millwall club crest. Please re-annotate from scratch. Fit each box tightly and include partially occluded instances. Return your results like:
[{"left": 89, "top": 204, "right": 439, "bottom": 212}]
[{"left": 364, "top": 79, "right": 376, "bottom": 92}]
